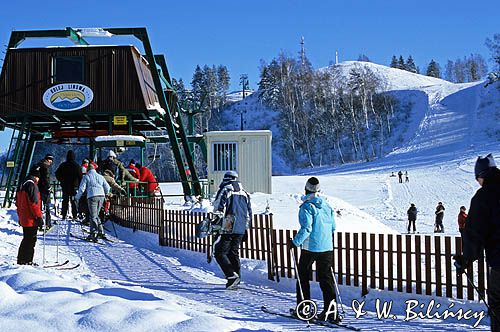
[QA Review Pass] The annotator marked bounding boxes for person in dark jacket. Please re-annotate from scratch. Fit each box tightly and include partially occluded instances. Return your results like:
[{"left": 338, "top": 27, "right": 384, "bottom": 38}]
[
  {"left": 35, "top": 154, "right": 54, "bottom": 228},
  {"left": 434, "top": 202, "right": 445, "bottom": 233},
  {"left": 289, "top": 177, "right": 338, "bottom": 323},
  {"left": 457, "top": 206, "right": 467, "bottom": 237},
  {"left": 55, "top": 150, "right": 82, "bottom": 220},
  {"left": 99, "top": 150, "right": 118, "bottom": 176},
  {"left": 398, "top": 171, "right": 403, "bottom": 183},
  {"left": 407, "top": 203, "right": 418, "bottom": 234},
  {"left": 16, "top": 166, "right": 44, "bottom": 265},
  {"left": 457, "top": 154, "right": 500, "bottom": 331},
  {"left": 212, "top": 171, "right": 252, "bottom": 289}
]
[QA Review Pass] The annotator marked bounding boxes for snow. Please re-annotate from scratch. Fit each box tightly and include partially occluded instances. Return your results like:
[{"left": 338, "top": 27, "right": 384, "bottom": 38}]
[
  {"left": 147, "top": 101, "right": 167, "bottom": 116},
  {"left": 95, "top": 135, "right": 146, "bottom": 142},
  {"left": 1, "top": 62, "right": 498, "bottom": 331}
]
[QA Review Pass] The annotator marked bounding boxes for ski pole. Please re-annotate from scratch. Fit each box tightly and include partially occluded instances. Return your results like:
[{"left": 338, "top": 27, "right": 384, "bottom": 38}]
[
  {"left": 464, "top": 270, "right": 500, "bottom": 326},
  {"left": 56, "top": 217, "right": 59, "bottom": 263},
  {"left": 331, "top": 267, "right": 346, "bottom": 317},
  {"left": 290, "top": 247, "right": 305, "bottom": 302},
  {"left": 42, "top": 217, "right": 46, "bottom": 266}
]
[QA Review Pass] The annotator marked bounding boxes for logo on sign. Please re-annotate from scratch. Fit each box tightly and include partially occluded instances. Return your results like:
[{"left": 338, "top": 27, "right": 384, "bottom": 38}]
[{"left": 43, "top": 83, "right": 94, "bottom": 112}]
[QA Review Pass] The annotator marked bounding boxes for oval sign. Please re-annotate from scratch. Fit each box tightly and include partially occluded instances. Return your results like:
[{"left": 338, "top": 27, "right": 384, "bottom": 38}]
[{"left": 43, "top": 83, "right": 94, "bottom": 112}]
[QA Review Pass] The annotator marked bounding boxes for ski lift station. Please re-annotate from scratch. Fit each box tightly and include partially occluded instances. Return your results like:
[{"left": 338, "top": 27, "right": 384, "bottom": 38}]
[
  {"left": 0, "top": 27, "right": 202, "bottom": 205},
  {"left": 205, "top": 130, "right": 272, "bottom": 195}
]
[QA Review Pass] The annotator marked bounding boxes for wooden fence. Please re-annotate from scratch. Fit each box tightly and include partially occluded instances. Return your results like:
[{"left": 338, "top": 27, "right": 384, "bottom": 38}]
[
  {"left": 159, "top": 210, "right": 276, "bottom": 280},
  {"left": 109, "top": 197, "right": 164, "bottom": 234},
  {"left": 108, "top": 200, "right": 488, "bottom": 301},
  {"left": 274, "top": 230, "right": 488, "bottom": 301}
]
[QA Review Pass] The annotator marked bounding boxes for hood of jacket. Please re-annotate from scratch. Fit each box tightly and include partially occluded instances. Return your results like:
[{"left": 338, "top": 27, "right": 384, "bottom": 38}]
[
  {"left": 301, "top": 193, "right": 324, "bottom": 209},
  {"left": 66, "top": 150, "right": 75, "bottom": 162}
]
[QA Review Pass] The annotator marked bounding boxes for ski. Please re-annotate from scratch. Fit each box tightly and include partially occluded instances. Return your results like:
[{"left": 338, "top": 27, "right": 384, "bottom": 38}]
[
  {"left": 261, "top": 306, "right": 361, "bottom": 331},
  {"left": 79, "top": 228, "right": 115, "bottom": 243},
  {"left": 43, "top": 260, "right": 69, "bottom": 268},
  {"left": 56, "top": 263, "right": 80, "bottom": 270},
  {"left": 69, "top": 233, "right": 105, "bottom": 245}
]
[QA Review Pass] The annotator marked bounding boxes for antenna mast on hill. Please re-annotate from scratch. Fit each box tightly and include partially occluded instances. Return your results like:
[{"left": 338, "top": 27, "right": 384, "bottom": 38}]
[
  {"left": 300, "top": 36, "right": 305, "bottom": 66},
  {"left": 336, "top": 50, "right": 339, "bottom": 64}
]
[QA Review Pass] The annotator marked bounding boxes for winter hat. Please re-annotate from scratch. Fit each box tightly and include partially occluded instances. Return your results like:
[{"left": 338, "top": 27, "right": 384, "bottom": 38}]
[
  {"left": 45, "top": 153, "right": 54, "bottom": 161},
  {"left": 475, "top": 154, "right": 497, "bottom": 179},
  {"left": 29, "top": 166, "right": 41, "bottom": 178},
  {"left": 87, "top": 163, "right": 95, "bottom": 170},
  {"left": 108, "top": 150, "right": 117, "bottom": 158},
  {"left": 460, "top": 206, "right": 466, "bottom": 211},
  {"left": 66, "top": 150, "right": 75, "bottom": 161},
  {"left": 130, "top": 159, "right": 135, "bottom": 165},
  {"left": 135, "top": 163, "right": 142, "bottom": 170},
  {"left": 305, "top": 177, "right": 320, "bottom": 193},
  {"left": 410, "top": 203, "right": 415, "bottom": 207},
  {"left": 223, "top": 170, "right": 238, "bottom": 181}
]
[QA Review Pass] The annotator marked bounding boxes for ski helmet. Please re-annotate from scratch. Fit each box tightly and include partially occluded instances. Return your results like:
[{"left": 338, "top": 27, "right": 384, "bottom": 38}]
[{"left": 223, "top": 170, "right": 238, "bottom": 181}]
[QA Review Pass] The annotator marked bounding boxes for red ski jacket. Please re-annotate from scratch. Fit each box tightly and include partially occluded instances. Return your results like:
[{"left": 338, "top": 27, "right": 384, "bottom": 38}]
[
  {"left": 139, "top": 166, "right": 158, "bottom": 194},
  {"left": 16, "top": 176, "right": 43, "bottom": 227}
]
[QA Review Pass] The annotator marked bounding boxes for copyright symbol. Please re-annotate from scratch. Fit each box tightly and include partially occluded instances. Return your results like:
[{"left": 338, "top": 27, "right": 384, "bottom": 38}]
[{"left": 296, "top": 300, "right": 318, "bottom": 321}]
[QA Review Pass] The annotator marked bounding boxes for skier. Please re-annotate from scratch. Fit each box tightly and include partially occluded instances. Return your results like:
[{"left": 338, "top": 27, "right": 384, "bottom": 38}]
[
  {"left": 457, "top": 206, "right": 467, "bottom": 237},
  {"left": 434, "top": 202, "right": 445, "bottom": 233},
  {"left": 75, "top": 163, "right": 111, "bottom": 242},
  {"left": 405, "top": 171, "right": 409, "bottom": 182},
  {"left": 136, "top": 163, "right": 159, "bottom": 197},
  {"left": 212, "top": 171, "right": 252, "bottom": 289},
  {"left": 398, "top": 171, "right": 403, "bottom": 183},
  {"left": 407, "top": 203, "right": 418, "bottom": 234},
  {"left": 35, "top": 154, "right": 54, "bottom": 229},
  {"left": 55, "top": 150, "right": 82, "bottom": 220},
  {"left": 102, "top": 170, "right": 126, "bottom": 196},
  {"left": 126, "top": 159, "right": 141, "bottom": 195},
  {"left": 16, "top": 166, "right": 44, "bottom": 265},
  {"left": 99, "top": 150, "right": 118, "bottom": 176},
  {"left": 289, "top": 177, "right": 338, "bottom": 323},
  {"left": 455, "top": 154, "right": 500, "bottom": 332}
]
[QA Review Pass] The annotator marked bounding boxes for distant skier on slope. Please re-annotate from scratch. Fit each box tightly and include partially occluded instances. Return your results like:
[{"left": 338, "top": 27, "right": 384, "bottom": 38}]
[
  {"left": 407, "top": 203, "right": 418, "bottom": 234},
  {"left": 398, "top": 171, "right": 403, "bottom": 183},
  {"left": 212, "top": 171, "right": 252, "bottom": 289},
  {"left": 289, "top": 177, "right": 339, "bottom": 323},
  {"left": 455, "top": 154, "right": 500, "bottom": 331},
  {"left": 434, "top": 202, "right": 445, "bottom": 233}
]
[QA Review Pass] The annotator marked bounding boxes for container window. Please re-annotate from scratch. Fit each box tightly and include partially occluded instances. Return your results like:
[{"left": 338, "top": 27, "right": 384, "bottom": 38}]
[
  {"left": 53, "top": 56, "right": 84, "bottom": 83},
  {"left": 213, "top": 142, "right": 237, "bottom": 172}
]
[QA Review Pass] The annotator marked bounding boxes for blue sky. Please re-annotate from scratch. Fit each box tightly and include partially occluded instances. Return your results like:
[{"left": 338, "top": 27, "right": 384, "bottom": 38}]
[{"left": 0, "top": 0, "right": 497, "bottom": 150}]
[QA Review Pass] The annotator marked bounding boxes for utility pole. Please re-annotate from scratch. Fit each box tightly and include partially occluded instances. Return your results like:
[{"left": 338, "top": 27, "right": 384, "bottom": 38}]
[{"left": 336, "top": 50, "right": 339, "bottom": 65}]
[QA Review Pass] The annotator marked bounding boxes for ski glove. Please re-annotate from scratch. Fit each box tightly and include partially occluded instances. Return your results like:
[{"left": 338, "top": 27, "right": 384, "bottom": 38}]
[
  {"left": 453, "top": 254, "right": 468, "bottom": 274},
  {"left": 35, "top": 217, "right": 44, "bottom": 228},
  {"left": 288, "top": 238, "right": 297, "bottom": 249}
]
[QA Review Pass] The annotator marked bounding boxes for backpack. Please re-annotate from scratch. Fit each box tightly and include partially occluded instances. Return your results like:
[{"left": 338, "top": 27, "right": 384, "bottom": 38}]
[{"left": 195, "top": 215, "right": 222, "bottom": 238}]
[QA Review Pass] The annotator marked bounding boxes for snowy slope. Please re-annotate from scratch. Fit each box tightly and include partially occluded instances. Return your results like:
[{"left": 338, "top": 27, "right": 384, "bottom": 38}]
[{"left": 0, "top": 207, "right": 490, "bottom": 332}]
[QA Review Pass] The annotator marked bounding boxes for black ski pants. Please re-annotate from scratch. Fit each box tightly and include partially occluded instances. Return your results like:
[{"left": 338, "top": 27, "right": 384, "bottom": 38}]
[
  {"left": 61, "top": 189, "right": 77, "bottom": 219},
  {"left": 17, "top": 226, "right": 38, "bottom": 264},
  {"left": 407, "top": 219, "right": 416, "bottom": 232},
  {"left": 489, "top": 267, "right": 500, "bottom": 332},
  {"left": 296, "top": 250, "right": 336, "bottom": 310},
  {"left": 214, "top": 234, "right": 243, "bottom": 278}
]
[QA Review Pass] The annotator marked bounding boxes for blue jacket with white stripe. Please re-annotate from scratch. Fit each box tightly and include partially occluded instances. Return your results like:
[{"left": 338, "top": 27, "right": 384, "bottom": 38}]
[{"left": 214, "top": 180, "right": 252, "bottom": 235}]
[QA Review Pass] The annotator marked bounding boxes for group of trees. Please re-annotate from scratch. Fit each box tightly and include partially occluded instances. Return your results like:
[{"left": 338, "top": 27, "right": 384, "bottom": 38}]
[
  {"left": 390, "top": 55, "right": 418, "bottom": 73},
  {"left": 443, "top": 54, "right": 488, "bottom": 83},
  {"left": 391, "top": 54, "right": 489, "bottom": 82},
  {"left": 258, "top": 52, "right": 405, "bottom": 168},
  {"left": 172, "top": 64, "right": 231, "bottom": 133}
]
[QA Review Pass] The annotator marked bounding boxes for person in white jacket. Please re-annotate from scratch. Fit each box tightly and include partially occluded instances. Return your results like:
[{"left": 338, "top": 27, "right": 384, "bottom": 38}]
[{"left": 75, "top": 163, "right": 110, "bottom": 242}]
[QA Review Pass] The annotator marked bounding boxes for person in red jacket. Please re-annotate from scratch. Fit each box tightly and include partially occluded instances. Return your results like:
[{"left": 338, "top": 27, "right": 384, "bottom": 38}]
[
  {"left": 136, "top": 164, "right": 159, "bottom": 196},
  {"left": 16, "top": 166, "right": 44, "bottom": 265},
  {"left": 126, "top": 160, "right": 141, "bottom": 194},
  {"left": 457, "top": 206, "right": 467, "bottom": 236}
]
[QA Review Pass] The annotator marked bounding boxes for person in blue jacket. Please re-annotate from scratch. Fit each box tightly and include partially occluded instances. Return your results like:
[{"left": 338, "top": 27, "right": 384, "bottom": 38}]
[{"left": 290, "top": 177, "right": 337, "bottom": 322}]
